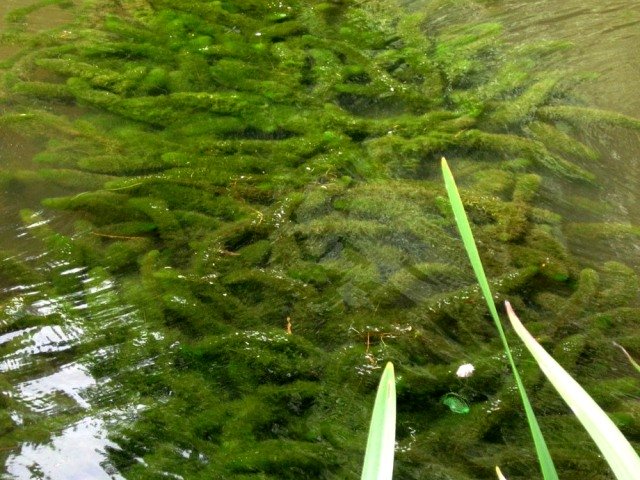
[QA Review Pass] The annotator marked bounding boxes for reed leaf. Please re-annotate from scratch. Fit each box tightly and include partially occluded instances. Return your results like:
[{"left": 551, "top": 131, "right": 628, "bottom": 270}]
[
  {"left": 361, "top": 362, "right": 396, "bottom": 480},
  {"left": 441, "top": 157, "right": 559, "bottom": 480},
  {"left": 613, "top": 342, "right": 640, "bottom": 373},
  {"left": 505, "top": 301, "right": 640, "bottom": 480},
  {"left": 496, "top": 466, "right": 508, "bottom": 480}
]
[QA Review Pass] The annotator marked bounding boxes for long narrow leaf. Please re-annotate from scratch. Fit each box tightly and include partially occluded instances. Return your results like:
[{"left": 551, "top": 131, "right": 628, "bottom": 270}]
[
  {"left": 613, "top": 342, "right": 640, "bottom": 373},
  {"left": 496, "top": 466, "right": 508, "bottom": 480},
  {"left": 505, "top": 301, "right": 640, "bottom": 480},
  {"left": 361, "top": 362, "right": 396, "bottom": 480},
  {"left": 441, "top": 157, "right": 559, "bottom": 480}
]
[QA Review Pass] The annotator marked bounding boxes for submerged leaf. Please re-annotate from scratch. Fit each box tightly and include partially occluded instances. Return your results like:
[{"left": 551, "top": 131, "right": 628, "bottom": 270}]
[{"left": 441, "top": 393, "right": 470, "bottom": 414}]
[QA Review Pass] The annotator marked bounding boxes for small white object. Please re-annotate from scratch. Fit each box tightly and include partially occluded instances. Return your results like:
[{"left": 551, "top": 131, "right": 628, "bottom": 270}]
[{"left": 456, "top": 363, "right": 475, "bottom": 378}]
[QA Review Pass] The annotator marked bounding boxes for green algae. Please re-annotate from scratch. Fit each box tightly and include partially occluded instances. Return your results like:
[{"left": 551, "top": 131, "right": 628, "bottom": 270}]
[
  {"left": 0, "top": 0, "right": 639, "bottom": 478},
  {"left": 537, "top": 105, "right": 640, "bottom": 131},
  {"left": 524, "top": 121, "right": 600, "bottom": 162},
  {"left": 486, "top": 76, "right": 563, "bottom": 129}
]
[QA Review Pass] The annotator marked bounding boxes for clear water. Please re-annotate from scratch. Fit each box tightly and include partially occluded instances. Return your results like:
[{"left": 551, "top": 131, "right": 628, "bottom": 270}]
[{"left": 0, "top": 1, "right": 638, "bottom": 479}]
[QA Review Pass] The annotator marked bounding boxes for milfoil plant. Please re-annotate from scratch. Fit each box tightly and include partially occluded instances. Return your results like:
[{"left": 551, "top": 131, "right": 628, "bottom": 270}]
[{"left": 360, "top": 158, "right": 640, "bottom": 480}]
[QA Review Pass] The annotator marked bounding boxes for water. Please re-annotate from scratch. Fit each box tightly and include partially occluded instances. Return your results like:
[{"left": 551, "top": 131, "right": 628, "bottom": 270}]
[
  {"left": 495, "top": 0, "right": 640, "bottom": 180},
  {"left": 491, "top": 0, "right": 640, "bottom": 116},
  {"left": 5, "top": 416, "right": 124, "bottom": 480},
  {"left": 489, "top": 0, "right": 640, "bottom": 268},
  {"left": 0, "top": 1, "right": 639, "bottom": 479}
]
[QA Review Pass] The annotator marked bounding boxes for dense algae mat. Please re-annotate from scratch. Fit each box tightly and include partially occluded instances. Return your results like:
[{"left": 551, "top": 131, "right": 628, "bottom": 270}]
[{"left": 0, "top": 0, "right": 640, "bottom": 478}]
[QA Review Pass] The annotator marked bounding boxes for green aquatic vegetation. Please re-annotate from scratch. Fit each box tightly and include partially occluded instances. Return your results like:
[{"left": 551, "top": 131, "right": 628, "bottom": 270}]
[
  {"left": 508, "top": 245, "right": 569, "bottom": 283},
  {"left": 456, "top": 129, "right": 596, "bottom": 182},
  {"left": 524, "top": 121, "right": 600, "bottom": 162},
  {"left": 564, "top": 222, "right": 640, "bottom": 270},
  {"left": 10, "top": 80, "right": 74, "bottom": 100},
  {"left": 76, "top": 154, "right": 170, "bottom": 175},
  {"left": 470, "top": 168, "right": 515, "bottom": 197},
  {"left": 594, "top": 261, "right": 639, "bottom": 310},
  {"left": 441, "top": 392, "right": 470, "bottom": 414},
  {"left": 41, "top": 191, "right": 145, "bottom": 226},
  {"left": 1, "top": 0, "right": 640, "bottom": 478},
  {"left": 434, "top": 22, "right": 504, "bottom": 92},
  {"left": 565, "top": 221, "right": 640, "bottom": 240},
  {"left": 442, "top": 159, "right": 640, "bottom": 479},
  {"left": 34, "top": 58, "right": 145, "bottom": 94},
  {"left": 381, "top": 262, "right": 473, "bottom": 306},
  {"left": 512, "top": 173, "right": 542, "bottom": 203},
  {"left": 486, "top": 76, "right": 562, "bottom": 129},
  {"left": 461, "top": 194, "right": 531, "bottom": 243},
  {"left": 36, "top": 168, "right": 114, "bottom": 190},
  {"left": 102, "top": 331, "right": 336, "bottom": 478},
  {"left": 537, "top": 105, "right": 640, "bottom": 131},
  {"left": 0, "top": 251, "right": 45, "bottom": 286},
  {"left": 442, "top": 157, "right": 558, "bottom": 479}
]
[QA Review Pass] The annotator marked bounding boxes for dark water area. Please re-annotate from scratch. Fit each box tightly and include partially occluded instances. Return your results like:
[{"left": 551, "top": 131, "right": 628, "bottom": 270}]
[{"left": 0, "top": 1, "right": 639, "bottom": 479}]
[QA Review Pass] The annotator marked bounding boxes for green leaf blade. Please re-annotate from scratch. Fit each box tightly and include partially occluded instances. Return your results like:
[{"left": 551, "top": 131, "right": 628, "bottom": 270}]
[
  {"left": 613, "top": 341, "right": 640, "bottom": 373},
  {"left": 506, "top": 301, "right": 640, "bottom": 480},
  {"left": 496, "top": 466, "right": 508, "bottom": 480},
  {"left": 441, "top": 157, "right": 559, "bottom": 480},
  {"left": 440, "top": 156, "right": 500, "bottom": 322},
  {"left": 361, "top": 362, "right": 397, "bottom": 480}
]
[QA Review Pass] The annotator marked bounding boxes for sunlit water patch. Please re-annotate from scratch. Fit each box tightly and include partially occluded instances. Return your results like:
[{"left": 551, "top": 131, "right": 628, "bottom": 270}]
[
  {"left": 0, "top": 218, "right": 153, "bottom": 479},
  {"left": 13, "top": 362, "right": 95, "bottom": 412},
  {"left": 0, "top": 325, "right": 83, "bottom": 372},
  {"left": 5, "top": 416, "right": 124, "bottom": 480}
]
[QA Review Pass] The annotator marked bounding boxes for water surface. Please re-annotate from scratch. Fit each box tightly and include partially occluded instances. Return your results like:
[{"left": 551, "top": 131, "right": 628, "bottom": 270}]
[{"left": 1, "top": 1, "right": 639, "bottom": 479}]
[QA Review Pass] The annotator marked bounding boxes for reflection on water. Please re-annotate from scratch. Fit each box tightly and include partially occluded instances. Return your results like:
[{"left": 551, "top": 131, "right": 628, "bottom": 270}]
[
  {"left": 0, "top": 223, "right": 142, "bottom": 478},
  {"left": 14, "top": 363, "right": 94, "bottom": 412},
  {"left": 0, "top": 277, "right": 123, "bottom": 479},
  {"left": 0, "top": 0, "right": 75, "bottom": 62},
  {"left": 489, "top": 0, "right": 640, "bottom": 116},
  {"left": 0, "top": 325, "right": 83, "bottom": 372},
  {"left": 5, "top": 416, "right": 124, "bottom": 480}
]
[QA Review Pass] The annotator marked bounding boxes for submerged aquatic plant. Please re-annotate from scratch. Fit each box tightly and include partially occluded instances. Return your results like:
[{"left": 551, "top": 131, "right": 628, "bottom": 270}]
[
  {"left": 441, "top": 392, "right": 470, "bottom": 414},
  {"left": 361, "top": 159, "right": 640, "bottom": 480},
  {"left": 442, "top": 157, "right": 640, "bottom": 479},
  {"left": 442, "top": 156, "right": 558, "bottom": 480},
  {"left": 1, "top": 0, "right": 639, "bottom": 478}
]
